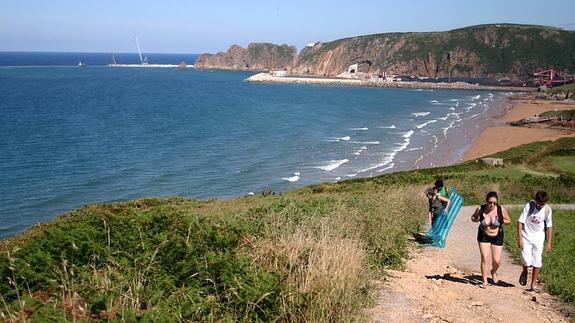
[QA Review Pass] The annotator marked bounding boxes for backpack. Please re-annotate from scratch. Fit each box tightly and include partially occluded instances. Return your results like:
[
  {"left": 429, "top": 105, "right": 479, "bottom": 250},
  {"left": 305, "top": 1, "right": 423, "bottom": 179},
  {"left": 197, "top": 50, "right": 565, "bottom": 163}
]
[
  {"left": 431, "top": 196, "right": 443, "bottom": 215},
  {"left": 479, "top": 204, "right": 504, "bottom": 232}
]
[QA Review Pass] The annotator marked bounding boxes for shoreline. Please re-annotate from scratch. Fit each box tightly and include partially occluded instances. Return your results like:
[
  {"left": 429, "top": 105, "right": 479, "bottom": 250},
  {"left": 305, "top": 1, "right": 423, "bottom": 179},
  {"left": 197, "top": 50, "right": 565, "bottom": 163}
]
[
  {"left": 463, "top": 97, "right": 575, "bottom": 161},
  {"left": 406, "top": 94, "right": 512, "bottom": 170},
  {"left": 245, "top": 72, "right": 536, "bottom": 92}
]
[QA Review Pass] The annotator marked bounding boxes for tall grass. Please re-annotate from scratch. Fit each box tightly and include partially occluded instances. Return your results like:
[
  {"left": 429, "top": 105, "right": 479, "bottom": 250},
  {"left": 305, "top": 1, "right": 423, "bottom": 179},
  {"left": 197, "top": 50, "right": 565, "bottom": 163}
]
[{"left": 0, "top": 186, "right": 426, "bottom": 321}]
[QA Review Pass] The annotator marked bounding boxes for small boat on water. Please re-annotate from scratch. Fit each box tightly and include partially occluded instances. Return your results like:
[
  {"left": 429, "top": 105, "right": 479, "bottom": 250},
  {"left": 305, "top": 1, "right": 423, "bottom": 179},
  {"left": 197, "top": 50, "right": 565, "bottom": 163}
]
[
  {"left": 78, "top": 61, "right": 87, "bottom": 67},
  {"left": 107, "top": 35, "right": 190, "bottom": 68}
]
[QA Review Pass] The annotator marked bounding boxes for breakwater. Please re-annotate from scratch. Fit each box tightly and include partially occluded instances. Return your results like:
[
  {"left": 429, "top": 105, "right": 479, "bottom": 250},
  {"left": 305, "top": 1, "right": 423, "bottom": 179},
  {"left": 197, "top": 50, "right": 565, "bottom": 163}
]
[{"left": 245, "top": 73, "right": 536, "bottom": 92}]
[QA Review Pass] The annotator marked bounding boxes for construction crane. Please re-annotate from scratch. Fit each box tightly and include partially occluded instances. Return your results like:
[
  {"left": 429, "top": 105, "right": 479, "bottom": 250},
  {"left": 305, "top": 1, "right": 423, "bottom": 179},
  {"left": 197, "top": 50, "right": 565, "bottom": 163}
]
[{"left": 531, "top": 69, "right": 574, "bottom": 88}]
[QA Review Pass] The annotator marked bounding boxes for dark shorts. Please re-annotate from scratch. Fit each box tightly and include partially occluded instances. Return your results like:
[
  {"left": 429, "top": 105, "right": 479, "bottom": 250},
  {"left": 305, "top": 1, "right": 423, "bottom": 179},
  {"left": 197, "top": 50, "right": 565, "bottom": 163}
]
[
  {"left": 477, "top": 227, "right": 504, "bottom": 246},
  {"left": 431, "top": 212, "right": 442, "bottom": 225}
]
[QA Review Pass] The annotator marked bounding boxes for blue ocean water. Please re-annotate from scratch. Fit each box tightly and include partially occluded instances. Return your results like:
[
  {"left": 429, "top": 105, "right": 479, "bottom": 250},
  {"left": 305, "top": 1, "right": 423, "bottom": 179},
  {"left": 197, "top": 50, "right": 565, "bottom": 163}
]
[
  {"left": 0, "top": 52, "right": 198, "bottom": 66},
  {"left": 0, "top": 54, "right": 511, "bottom": 238}
]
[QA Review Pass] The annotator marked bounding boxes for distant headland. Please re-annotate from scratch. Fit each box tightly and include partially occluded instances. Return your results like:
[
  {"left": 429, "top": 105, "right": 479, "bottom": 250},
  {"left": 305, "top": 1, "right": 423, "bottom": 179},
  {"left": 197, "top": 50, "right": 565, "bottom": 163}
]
[{"left": 194, "top": 23, "right": 575, "bottom": 87}]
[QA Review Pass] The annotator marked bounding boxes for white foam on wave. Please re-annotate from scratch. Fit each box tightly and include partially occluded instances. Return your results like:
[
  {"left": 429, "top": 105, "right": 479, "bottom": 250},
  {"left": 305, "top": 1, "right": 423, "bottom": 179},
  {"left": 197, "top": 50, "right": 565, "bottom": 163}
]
[
  {"left": 316, "top": 159, "right": 349, "bottom": 171},
  {"left": 362, "top": 129, "right": 414, "bottom": 173},
  {"left": 429, "top": 100, "right": 439, "bottom": 103},
  {"left": 350, "top": 127, "right": 368, "bottom": 131},
  {"left": 330, "top": 136, "right": 351, "bottom": 141},
  {"left": 450, "top": 107, "right": 455, "bottom": 111},
  {"left": 357, "top": 141, "right": 380, "bottom": 145},
  {"left": 416, "top": 120, "right": 438, "bottom": 129},
  {"left": 411, "top": 112, "right": 430, "bottom": 117},
  {"left": 406, "top": 147, "right": 424, "bottom": 152},
  {"left": 465, "top": 113, "right": 481, "bottom": 120},
  {"left": 359, "top": 161, "right": 391, "bottom": 173},
  {"left": 402, "top": 130, "right": 415, "bottom": 139},
  {"left": 449, "top": 99, "right": 459, "bottom": 102},
  {"left": 411, "top": 89, "right": 424, "bottom": 92},
  {"left": 282, "top": 171, "right": 301, "bottom": 182},
  {"left": 472, "top": 94, "right": 481, "bottom": 100},
  {"left": 379, "top": 125, "right": 396, "bottom": 129},
  {"left": 376, "top": 164, "right": 395, "bottom": 172},
  {"left": 346, "top": 173, "right": 358, "bottom": 177},
  {"left": 353, "top": 146, "right": 368, "bottom": 155}
]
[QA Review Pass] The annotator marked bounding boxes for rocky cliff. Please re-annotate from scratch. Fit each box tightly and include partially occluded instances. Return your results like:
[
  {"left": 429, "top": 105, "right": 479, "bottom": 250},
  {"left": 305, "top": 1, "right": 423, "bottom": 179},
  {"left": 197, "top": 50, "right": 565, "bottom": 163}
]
[
  {"left": 194, "top": 24, "right": 575, "bottom": 79},
  {"left": 194, "top": 43, "right": 298, "bottom": 71},
  {"left": 292, "top": 24, "right": 575, "bottom": 79}
]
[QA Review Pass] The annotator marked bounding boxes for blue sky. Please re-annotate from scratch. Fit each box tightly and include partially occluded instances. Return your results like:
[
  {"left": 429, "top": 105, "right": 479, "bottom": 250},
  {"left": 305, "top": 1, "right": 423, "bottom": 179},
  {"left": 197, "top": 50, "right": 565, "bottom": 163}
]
[{"left": 1, "top": 0, "right": 574, "bottom": 54}]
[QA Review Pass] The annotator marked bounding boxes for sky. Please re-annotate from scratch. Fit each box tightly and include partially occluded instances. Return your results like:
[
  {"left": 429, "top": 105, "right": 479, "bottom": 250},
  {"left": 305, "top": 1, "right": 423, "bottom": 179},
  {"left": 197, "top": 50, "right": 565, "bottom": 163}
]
[{"left": 1, "top": 0, "right": 574, "bottom": 54}]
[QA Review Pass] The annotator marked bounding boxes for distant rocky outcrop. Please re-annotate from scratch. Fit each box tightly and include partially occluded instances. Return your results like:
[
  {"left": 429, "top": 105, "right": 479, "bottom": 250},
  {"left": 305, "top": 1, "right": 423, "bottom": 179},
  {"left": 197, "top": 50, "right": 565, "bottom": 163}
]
[
  {"left": 195, "top": 24, "right": 575, "bottom": 80},
  {"left": 194, "top": 43, "right": 298, "bottom": 71},
  {"left": 292, "top": 24, "right": 575, "bottom": 79}
]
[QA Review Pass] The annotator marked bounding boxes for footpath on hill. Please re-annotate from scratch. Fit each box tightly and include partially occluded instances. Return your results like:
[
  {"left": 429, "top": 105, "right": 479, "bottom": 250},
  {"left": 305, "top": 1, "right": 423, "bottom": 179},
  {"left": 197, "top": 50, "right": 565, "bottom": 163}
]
[{"left": 368, "top": 205, "right": 575, "bottom": 322}]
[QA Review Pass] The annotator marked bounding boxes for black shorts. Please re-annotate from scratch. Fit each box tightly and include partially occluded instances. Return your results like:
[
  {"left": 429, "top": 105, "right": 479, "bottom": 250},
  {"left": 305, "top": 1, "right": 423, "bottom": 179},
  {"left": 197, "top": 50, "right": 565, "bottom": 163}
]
[{"left": 477, "top": 227, "right": 504, "bottom": 246}]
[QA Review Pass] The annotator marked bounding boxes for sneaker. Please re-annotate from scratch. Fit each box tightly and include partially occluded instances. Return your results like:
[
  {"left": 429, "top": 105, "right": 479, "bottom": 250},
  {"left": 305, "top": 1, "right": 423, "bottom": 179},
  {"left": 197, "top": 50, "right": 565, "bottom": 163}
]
[{"left": 519, "top": 271, "right": 527, "bottom": 286}]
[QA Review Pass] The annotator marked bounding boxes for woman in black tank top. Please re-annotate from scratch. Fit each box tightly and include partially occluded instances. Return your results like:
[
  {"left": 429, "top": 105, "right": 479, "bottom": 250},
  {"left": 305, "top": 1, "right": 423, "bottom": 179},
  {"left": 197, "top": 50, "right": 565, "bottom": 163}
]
[{"left": 471, "top": 191, "right": 511, "bottom": 288}]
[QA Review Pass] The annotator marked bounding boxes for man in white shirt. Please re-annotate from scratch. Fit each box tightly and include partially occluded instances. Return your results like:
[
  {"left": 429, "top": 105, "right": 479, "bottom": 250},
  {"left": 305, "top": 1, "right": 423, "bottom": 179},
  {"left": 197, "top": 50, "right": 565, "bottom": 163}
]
[{"left": 517, "top": 191, "right": 553, "bottom": 293}]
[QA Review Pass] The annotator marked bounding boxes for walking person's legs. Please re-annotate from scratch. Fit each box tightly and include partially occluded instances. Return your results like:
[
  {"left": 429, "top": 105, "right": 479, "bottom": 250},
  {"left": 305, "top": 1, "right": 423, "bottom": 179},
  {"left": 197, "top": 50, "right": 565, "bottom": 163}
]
[
  {"left": 531, "top": 267, "right": 542, "bottom": 292},
  {"left": 478, "top": 242, "right": 492, "bottom": 287},
  {"left": 519, "top": 238, "right": 534, "bottom": 286},
  {"left": 490, "top": 244, "right": 503, "bottom": 284},
  {"left": 530, "top": 240, "right": 544, "bottom": 292}
]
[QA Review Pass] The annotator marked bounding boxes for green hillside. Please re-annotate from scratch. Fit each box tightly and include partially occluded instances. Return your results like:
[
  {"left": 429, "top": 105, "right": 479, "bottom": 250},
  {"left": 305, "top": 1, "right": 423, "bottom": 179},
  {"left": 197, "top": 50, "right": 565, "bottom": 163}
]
[
  {"left": 1, "top": 138, "right": 574, "bottom": 321},
  {"left": 295, "top": 24, "right": 575, "bottom": 78}
]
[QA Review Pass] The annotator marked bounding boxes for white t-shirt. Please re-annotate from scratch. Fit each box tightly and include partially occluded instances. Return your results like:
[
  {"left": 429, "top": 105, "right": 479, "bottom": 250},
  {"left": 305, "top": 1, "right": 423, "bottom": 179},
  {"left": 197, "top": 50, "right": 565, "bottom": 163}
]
[{"left": 518, "top": 201, "right": 552, "bottom": 243}]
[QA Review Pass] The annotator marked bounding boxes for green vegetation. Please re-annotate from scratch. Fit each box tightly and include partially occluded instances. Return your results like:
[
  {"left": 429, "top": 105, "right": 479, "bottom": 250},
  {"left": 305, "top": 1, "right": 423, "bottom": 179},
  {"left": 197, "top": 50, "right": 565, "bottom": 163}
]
[
  {"left": 540, "top": 109, "right": 575, "bottom": 120},
  {"left": 548, "top": 156, "right": 575, "bottom": 174},
  {"left": 460, "top": 165, "right": 557, "bottom": 179},
  {"left": 504, "top": 209, "right": 575, "bottom": 303},
  {"left": 247, "top": 43, "right": 295, "bottom": 66},
  {"left": 394, "top": 24, "right": 575, "bottom": 75},
  {"left": 1, "top": 137, "right": 575, "bottom": 320},
  {"left": 549, "top": 83, "right": 575, "bottom": 95},
  {"left": 298, "top": 23, "right": 575, "bottom": 77}
]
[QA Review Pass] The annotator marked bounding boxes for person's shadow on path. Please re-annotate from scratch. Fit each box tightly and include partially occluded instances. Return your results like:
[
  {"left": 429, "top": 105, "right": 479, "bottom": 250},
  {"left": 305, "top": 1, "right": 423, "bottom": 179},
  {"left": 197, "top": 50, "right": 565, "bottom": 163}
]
[
  {"left": 425, "top": 273, "right": 515, "bottom": 287},
  {"left": 412, "top": 233, "right": 434, "bottom": 245}
]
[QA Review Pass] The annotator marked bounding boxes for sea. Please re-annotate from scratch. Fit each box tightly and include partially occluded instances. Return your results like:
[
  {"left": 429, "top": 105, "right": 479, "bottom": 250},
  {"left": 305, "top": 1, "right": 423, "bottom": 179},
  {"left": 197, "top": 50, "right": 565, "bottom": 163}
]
[{"left": 0, "top": 52, "right": 513, "bottom": 238}]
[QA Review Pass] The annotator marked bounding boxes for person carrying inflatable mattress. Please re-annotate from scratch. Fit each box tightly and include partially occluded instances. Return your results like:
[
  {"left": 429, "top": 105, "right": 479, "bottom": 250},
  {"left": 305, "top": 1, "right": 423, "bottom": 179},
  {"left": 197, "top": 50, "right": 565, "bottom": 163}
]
[{"left": 426, "top": 179, "right": 450, "bottom": 226}]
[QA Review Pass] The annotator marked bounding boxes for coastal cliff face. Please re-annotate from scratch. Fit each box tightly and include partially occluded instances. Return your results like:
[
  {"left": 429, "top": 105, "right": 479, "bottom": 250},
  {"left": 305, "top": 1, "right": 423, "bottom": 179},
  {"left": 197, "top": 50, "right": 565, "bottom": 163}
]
[
  {"left": 292, "top": 24, "right": 575, "bottom": 79},
  {"left": 194, "top": 43, "right": 297, "bottom": 71}
]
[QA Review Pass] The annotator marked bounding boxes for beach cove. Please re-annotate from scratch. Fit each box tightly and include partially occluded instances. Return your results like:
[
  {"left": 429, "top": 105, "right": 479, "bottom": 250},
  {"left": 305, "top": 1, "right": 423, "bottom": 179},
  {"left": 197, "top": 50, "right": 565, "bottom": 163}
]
[{"left": 0, "top": 65, "right": 551, "bottom": 239}]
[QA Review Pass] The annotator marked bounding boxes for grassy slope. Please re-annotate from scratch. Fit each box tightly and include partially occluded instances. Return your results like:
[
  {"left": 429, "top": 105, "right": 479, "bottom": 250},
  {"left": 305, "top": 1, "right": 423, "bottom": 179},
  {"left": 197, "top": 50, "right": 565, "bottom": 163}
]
[{"left": 1, "top": 138, "right": 574, "bottom": 321}]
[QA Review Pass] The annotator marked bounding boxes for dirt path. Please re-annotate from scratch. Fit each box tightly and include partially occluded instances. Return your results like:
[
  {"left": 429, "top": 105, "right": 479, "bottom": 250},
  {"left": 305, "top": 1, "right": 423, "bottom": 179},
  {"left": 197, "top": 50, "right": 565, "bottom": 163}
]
[{"left": 368, "top": 206, "right": 573, "bottom": 322}]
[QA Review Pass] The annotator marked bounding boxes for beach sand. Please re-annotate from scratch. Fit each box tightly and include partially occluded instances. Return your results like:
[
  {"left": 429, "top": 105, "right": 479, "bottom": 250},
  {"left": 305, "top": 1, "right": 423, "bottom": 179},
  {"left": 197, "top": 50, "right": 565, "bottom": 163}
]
[{"left": 463, "top": 98, "right": 575, "bottom": 161}]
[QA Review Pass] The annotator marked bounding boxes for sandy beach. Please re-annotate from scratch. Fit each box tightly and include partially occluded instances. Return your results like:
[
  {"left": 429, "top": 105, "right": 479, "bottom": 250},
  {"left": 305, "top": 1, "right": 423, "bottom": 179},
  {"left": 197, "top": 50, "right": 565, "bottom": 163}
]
[{"left": 463, "top": 98, "right": 575, "bottom": 161}]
